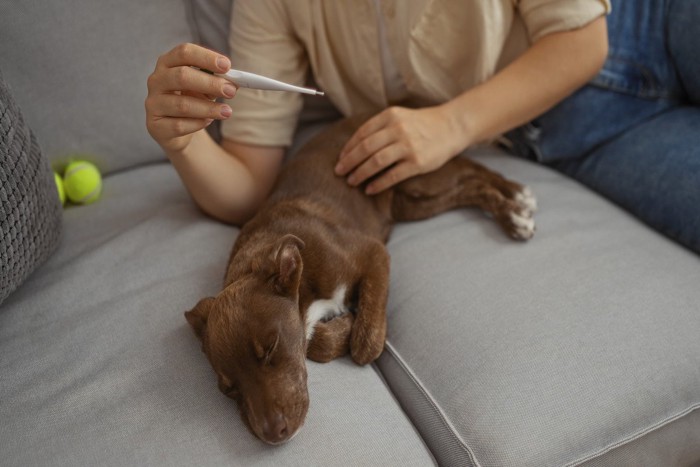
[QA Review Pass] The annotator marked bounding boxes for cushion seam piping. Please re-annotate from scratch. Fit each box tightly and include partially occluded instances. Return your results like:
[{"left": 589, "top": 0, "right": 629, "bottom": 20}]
[
  {"left": 384, "top": 341, "right": 481, "bottom": 467},
  {"left": 567, "top": 403, "right": 700, "bottom": 466}
]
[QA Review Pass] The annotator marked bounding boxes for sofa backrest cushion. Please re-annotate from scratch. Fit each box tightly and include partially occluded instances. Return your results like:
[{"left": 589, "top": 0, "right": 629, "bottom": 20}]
[{"left": 0, "top": 0, "right": 195, "bottom": 175}]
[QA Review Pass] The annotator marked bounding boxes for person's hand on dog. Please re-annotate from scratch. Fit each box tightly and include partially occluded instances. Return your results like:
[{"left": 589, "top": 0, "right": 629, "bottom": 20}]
[
  {"left": 146, "top": 43, "right": 237, "bottom": 155},
  {"left": 334, "top": 106, "right": 464, "bottom": 194}
]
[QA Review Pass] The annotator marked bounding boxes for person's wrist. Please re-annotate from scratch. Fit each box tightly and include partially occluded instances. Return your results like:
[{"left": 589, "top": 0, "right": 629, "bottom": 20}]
[
  {"left": 163, "top": 128, "right": 208, "bottom": 161},
  {"left": 437, "top": 100, "right": 478, "bottom": 154},
  {"left": 164, "top": 144, "right": 187, "bottom": 161}
]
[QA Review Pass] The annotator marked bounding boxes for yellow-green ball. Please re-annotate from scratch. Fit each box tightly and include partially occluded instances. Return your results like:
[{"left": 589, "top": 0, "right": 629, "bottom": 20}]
[
  {"left": 63, "top": 161, "right": 102, "bottom": 204},
  {"left": 54, "top": 172, "right": 66, "bottom": 205}
]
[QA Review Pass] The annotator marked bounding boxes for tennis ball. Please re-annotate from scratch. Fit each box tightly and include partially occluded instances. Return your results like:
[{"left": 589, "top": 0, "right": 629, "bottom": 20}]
[
  {"left": 63, "top": 161, "right": 102, "bottom": 204},
  {"left": 54, "top": 172, "right": 66, "bottom": 205}
]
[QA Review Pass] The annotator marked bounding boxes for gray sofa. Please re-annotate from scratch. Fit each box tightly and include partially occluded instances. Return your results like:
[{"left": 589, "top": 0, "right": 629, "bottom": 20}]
[{"left": 2, "top": 1, "right": 699, "bottom": 466}]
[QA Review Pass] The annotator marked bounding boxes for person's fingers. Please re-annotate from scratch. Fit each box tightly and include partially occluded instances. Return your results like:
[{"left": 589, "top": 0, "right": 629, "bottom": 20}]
[
  {"left": 157, "top": 43, "right": 230, "bottom": 73},
  {"left": 335, "top": 128, "right": 395, "bottom": 176},
  {"left": 346, "top": 143, "right": 404, "bottom": 187},
  {"left": 149, "top": 94, "right": 232, "bottom": 120},
  {"left": 158, "top": 66, "right": 237, "bottom": 99},
  {"left": 340, "top": 111, "right": 391, "bottom": 159},
  {"left": 365, "top": 162, "right": 417, "bottom": 195},
  {"left": 182, "top": 90, "right": 217, "bottom": 101}
]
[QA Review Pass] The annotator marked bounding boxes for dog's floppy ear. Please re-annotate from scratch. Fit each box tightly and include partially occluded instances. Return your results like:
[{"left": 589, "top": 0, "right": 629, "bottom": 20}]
[
  {"left": 272, "top": 234, "right": 305, "bottom": 296},
  {"left": 185, "top": 297, "right": 215, "bottom": 340}
]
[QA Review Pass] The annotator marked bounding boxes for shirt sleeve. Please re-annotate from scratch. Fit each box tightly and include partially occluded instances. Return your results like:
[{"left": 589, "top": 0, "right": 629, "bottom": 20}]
[
  {"left": 516, "top": 0, "right": 611, "bottom": 42},
  {"left": 220, "top": 0, "right": 307, "bottom": 147}
]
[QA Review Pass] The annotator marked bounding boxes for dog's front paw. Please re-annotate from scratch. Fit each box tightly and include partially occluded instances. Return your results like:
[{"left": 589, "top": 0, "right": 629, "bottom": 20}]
[
  {"left": 307, "top": 313, "right": 354, "bottom": 363},
  {"left": 350, "top": 314, "right": 386, "bottom": 365}
]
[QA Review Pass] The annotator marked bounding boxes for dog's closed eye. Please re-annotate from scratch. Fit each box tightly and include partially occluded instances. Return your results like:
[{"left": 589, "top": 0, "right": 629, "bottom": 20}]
[{"left": 254, "top": 334, "right": 280, "bottom": 365}]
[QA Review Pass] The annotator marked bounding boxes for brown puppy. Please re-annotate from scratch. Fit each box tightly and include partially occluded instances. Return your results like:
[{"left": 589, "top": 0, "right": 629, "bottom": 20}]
[{"left": 185, "top": 115, "right": 536, "bottom": 445}]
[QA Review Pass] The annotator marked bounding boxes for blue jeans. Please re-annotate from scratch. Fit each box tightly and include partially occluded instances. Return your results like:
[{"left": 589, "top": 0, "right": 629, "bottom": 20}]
[{"left": 506, "top": 0, "right": 700, "bottom": 253}]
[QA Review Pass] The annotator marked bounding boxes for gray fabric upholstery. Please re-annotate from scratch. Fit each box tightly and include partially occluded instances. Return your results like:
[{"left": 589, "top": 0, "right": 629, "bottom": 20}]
[
  {"left": 0, "top": 71, "right": 62, "bottom": 305},
  {"left": 0, "top": 163, "right": 435, "bottom": 467},
  {"left": 578, "top": 408, "right": 700, "bottom": 467},
  {"left": 0, "top": 0, "right": 194, "bottom": 175},
  {"left": 377, "top": 147, "right": 700, "bottom": 466}
]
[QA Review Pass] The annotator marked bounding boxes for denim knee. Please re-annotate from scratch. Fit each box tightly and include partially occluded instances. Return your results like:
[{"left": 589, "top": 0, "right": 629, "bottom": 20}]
[{"left": 549, "top": 107, "right": 700, "bottom": 254}]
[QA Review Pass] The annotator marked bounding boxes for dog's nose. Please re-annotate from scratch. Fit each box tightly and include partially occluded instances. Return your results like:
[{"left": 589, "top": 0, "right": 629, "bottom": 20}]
[{"left": 262, "top": 412, "right": 288, "bottom": 444}]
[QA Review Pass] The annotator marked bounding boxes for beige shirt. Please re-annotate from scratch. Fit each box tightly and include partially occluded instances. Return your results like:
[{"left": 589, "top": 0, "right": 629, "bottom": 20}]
[{"left": 222, "top": 0, "right": 610, "bottom": 147}]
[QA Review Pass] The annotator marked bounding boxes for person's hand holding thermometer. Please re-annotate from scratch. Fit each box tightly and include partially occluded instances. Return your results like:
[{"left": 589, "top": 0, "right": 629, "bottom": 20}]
[{"left": 146, "top": 43, "right": 325, "bottom": 157}]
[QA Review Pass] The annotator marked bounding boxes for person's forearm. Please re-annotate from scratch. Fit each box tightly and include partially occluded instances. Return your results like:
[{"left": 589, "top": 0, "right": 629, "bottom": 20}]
[
  {"left": 166, "top": 130, "right": 258, "bottom": 224},
  {"left": 442, "top": 16, "right": 608, "bottom": 149},
  {"left": 333, "top": 17, "right": 608, "bottom": 194}
]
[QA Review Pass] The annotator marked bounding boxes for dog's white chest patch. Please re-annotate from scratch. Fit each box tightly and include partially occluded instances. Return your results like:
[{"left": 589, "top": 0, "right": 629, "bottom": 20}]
[{"left": 305, "top": 285, "right": 348, "bottom": 340}]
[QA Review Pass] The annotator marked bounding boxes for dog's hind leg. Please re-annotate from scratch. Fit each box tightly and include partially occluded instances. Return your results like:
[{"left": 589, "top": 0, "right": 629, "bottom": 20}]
[{"left": 391, "top": 156, "right": 536, "bottom": 240}]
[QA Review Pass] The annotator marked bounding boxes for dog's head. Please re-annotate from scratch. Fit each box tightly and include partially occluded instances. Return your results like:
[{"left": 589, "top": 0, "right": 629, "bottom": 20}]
[{"left": 185, "top": 234, "right": 308, "bottom": 445}]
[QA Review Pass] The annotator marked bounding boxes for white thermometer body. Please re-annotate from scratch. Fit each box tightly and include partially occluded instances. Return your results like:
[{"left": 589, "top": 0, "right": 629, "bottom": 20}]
[{"left": 216, "top": 69, "right": 325, "bottom": 96}]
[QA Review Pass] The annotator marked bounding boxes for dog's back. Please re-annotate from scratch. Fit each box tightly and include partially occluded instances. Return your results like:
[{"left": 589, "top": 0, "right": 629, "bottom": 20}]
[{"left": 265, "top": 116, "right": 394, "bottom": 241}]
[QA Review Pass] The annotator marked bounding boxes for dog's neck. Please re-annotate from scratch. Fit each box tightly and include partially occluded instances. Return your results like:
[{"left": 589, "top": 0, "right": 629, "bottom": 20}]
[{"left": 226, "top": 227, "right": 322, "bottom": 319}]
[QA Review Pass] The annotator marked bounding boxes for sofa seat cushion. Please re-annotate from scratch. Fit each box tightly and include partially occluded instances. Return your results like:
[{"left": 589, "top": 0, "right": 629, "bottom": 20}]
[
  {"left": 0, "top": 163, "right": 435, "bottom": 467},
  {"left": 378, "top": 148, "right": 700, "bottom": 466}
]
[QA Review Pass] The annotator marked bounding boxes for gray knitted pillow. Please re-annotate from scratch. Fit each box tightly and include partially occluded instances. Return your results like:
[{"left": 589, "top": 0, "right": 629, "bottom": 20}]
[{"left": 1, "top": 71, "right": 62, "bottom": 306}]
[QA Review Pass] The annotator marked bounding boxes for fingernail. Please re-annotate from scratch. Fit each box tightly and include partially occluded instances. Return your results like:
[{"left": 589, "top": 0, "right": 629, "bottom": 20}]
[
  {"left": 366, "top": 186, "right": 376, "bottom": 195},
  {"left": 347, "top": 175, "right": 357, "bottom": 185},
  {"left": 205, "top": 119, "right": 214, "bottom": 126},
  {"left": 334, "top": 163, "right": 344, "bottom": 175},
  {"left": 220, "top": 105, "right": 232, "bottom": 118},
  {"left": 216, "top": 56, "right": 230, "bottom": 71},
  {"left": 223, "top": 84, "right": 236, "bottom": 98}
]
